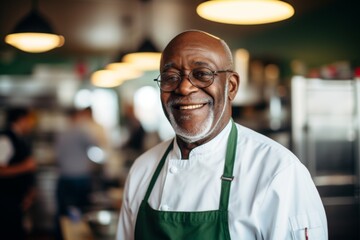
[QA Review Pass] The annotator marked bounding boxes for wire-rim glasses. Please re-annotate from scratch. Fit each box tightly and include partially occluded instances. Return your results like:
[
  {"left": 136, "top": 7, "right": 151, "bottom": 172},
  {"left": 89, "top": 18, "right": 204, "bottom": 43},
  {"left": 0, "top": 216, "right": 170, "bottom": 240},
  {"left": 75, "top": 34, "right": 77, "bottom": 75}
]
[{"left": 154, "top": 67, "right": 233, "bottom": 92}]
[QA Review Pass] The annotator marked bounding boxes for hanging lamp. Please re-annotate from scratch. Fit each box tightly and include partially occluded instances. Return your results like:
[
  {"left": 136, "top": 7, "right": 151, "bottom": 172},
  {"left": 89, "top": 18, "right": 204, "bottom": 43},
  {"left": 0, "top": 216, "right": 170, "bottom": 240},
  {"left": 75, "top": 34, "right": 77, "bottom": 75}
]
[
  {"left": 91, "top": 70, "right": 127, "bottom": 88},
  {"left": 106, "top": 62, "right": 144, "bottom": 79},
  {"left": 91, "top": 63, "right": 144, "bottom": 88},
  {"left": 197, "top": 0, "right": 295, "bottom": 25},
  {"left": 5, "top": 0, "right": 64, "bottom": 53},
  {"left": 122, "top": 38, "right": 161, "bottom": 71}
]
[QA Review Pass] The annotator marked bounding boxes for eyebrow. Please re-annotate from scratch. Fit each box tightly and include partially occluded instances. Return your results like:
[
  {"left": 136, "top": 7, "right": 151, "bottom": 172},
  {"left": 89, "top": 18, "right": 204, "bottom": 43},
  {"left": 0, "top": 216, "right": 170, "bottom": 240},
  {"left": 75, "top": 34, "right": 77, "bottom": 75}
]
[
  {"left": 193, "top": 61, "right": 209, "bottom": 67},
  {"left": 162, "top": 61, "right": 211, "bottom": 70},
  {"left": 163, "top": 62, "right": 173, "bottom": 69}
]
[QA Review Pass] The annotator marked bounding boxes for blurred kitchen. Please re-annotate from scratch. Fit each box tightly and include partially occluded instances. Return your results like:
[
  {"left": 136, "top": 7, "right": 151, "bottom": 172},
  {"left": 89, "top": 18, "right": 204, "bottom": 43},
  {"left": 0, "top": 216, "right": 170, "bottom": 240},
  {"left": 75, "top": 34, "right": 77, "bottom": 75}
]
[{"left": 0, "top": 0, "right": 359, "bottom": 239}]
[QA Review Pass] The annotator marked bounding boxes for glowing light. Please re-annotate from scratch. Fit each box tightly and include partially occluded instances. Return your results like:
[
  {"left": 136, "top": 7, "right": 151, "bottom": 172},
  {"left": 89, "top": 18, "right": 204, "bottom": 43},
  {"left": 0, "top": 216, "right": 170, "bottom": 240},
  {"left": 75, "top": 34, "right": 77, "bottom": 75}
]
[
  {"left": 122, "top": 52, "right": 161, "bottom": 71},
  {"left": 197, "top": 0, "right": 294, "bottom": 25},
  {"left": 106, "top": 62, "right": 144, "bottom": 79},
  {"left": 91, "top": 70, "right": 126, "bottom": 88},
  {"left": 98, "top": 211, "right": 112, "bottom": 224},
  {"left": 74, "top": 89, "right": 92, "bottom": 109},
  {"left": 87, "top": 146, "right": 105, "bottom": 164},
  {"left": 5, "top": 33, "right": 64, "bottom": 53}
]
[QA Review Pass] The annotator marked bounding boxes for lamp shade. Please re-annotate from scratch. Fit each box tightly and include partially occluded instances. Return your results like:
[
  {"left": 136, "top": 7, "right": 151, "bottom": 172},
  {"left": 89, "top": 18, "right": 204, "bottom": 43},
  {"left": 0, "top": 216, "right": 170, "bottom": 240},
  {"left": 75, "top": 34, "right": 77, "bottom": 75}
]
[
  {"left": 5, "top": 9, "right": 64, "bottom": 53},
  {"left": 106, "top": 62, "right": 144, "bottom": 79},
  {"left": 91, "top": 70, "right": 126, "bottom": 88},
  {"left": 91, "top": 62, "right": 144, "bottom": 88},
  {"left": 122, "top": 39, "right": 161, "bottom": 71},
  {"left": 197, "top": 0, "right": 295, "bottom": 25}
]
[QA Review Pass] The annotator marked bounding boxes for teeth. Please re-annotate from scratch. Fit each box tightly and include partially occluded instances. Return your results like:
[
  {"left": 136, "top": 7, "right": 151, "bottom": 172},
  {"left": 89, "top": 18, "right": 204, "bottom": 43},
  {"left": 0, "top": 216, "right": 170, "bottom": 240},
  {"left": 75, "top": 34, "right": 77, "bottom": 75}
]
[{"left": 179, "top": 104, "right": 203, "bottom": 110}]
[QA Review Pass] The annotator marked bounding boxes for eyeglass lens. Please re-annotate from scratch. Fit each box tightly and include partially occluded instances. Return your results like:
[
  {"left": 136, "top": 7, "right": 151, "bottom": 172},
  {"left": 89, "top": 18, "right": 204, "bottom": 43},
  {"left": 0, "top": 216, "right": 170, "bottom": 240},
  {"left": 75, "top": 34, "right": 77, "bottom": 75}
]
[{"left": 158, "top": 67, "right": 215, "bottom": 91}]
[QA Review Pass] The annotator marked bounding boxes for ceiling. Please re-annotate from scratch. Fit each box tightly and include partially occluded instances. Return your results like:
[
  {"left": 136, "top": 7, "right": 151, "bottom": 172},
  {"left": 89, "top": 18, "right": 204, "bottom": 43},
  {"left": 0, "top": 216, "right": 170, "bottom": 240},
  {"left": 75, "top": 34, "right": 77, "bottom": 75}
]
[
  {"left": 0, "top": 0, "right": 359, "bottom": 108},
  {"left": 0, "top": 0, "right": 359, "bottom": 74}
]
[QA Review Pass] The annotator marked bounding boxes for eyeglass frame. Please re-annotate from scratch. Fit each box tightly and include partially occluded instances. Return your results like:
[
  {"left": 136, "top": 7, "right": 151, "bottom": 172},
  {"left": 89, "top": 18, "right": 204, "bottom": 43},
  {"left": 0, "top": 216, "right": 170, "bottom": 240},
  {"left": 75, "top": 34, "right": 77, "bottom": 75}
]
[{"left": 153, "top": 67, "right": 233, "bottom": 92}]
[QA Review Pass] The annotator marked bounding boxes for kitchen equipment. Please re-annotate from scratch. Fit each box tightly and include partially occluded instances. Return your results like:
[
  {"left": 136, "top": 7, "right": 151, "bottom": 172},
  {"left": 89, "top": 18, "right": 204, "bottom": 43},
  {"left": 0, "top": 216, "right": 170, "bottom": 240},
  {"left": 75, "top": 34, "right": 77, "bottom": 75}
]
[{"left": 84, "top": 210, "right": 119, "bottom": 238}]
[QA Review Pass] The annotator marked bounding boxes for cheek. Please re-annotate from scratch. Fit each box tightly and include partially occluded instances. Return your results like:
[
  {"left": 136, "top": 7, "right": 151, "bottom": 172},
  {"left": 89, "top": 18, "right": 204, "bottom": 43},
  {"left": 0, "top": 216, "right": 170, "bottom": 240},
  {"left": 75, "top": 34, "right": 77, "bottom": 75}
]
[
  {"left": 207, "top": 85, "right": 226, "bottom": 105},
  {"left": 160, "top": 93, "right": 171, "bottom": 112},
  {"left": 160, "top": 92, "right": 169, "bottom": 105},
  {"left": 209, "top": 85, "right": 228, "bottom": 114}
]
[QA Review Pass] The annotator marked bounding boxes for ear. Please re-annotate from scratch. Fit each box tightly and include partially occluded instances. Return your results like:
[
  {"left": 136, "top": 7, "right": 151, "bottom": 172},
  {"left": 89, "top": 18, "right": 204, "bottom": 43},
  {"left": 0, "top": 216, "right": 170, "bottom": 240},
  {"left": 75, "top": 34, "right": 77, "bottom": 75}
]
[{"left": 227, "top": 72, "right": 240, "bottom": 101}]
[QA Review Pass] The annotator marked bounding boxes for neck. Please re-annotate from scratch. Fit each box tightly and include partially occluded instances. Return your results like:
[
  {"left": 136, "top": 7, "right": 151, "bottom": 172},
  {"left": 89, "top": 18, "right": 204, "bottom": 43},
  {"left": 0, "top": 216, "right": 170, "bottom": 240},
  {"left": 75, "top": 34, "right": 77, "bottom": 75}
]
[{"left": 176, "top": 137, "right": 202, "bottom": 160}]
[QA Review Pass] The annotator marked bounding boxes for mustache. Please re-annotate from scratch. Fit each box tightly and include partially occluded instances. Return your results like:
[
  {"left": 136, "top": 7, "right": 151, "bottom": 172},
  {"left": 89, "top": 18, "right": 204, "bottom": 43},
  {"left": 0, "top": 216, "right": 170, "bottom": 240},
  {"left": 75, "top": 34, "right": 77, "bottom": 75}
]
[{"left": 167, "top": 97, "right": 212, "bottom": 106}]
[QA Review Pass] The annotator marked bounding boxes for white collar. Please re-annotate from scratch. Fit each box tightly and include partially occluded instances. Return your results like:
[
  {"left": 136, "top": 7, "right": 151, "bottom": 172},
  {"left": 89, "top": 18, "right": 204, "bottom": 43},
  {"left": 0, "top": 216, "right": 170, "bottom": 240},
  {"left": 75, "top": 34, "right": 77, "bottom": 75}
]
[{"left": 172, "top": 120, "right": 233, "bottom": 159}]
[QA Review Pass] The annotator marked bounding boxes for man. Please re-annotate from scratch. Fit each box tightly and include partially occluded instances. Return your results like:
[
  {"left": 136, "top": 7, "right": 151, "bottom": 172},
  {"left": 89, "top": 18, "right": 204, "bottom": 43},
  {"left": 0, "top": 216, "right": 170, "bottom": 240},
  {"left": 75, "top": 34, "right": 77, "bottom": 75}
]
[
  {"left": 54, "top": 108, "right": 98, "bottom": 240},
  {"left": 0, "top": 108, "right": 37, "bottom": 240},
  {"left": 117, "top": 30, "right": 327, "bottom": 239}
]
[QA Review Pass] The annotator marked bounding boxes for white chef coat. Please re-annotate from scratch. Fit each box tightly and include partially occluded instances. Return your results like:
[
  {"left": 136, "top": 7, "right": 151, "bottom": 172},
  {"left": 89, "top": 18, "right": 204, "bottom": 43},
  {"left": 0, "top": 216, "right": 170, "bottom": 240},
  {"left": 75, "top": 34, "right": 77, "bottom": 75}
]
[
  {"left": 0, "top": 135, "right": 14, "bottom": 166},
  {"left": 117, "top": 121, "right": 328, "bottom": 240}
]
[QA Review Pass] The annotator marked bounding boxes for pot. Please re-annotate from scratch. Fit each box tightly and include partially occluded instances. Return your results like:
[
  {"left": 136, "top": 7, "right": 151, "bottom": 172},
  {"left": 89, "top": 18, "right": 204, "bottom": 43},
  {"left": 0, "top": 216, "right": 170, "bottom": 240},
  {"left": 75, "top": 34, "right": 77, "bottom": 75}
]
[{"left": 84, "top": 210, "right": 119, "bottom": 238}]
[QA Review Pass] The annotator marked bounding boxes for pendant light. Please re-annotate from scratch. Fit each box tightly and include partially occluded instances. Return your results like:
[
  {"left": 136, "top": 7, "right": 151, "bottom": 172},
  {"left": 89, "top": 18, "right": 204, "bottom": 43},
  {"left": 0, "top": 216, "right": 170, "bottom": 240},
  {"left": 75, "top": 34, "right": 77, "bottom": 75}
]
[
  {"left": 122, "top": 38, "right": 161, "bottom": 71},
  {"left": 197, "top": 0, "right": 295, "bottom": 25},
  {"left": 5, "top": 0, "right": 64, "bottom": 53},
  {"left": 91, "top": 70, "right": 127, "bottom": 88},
  {"left": 91, "top": 63, "right": 144, "bottom": 88}
]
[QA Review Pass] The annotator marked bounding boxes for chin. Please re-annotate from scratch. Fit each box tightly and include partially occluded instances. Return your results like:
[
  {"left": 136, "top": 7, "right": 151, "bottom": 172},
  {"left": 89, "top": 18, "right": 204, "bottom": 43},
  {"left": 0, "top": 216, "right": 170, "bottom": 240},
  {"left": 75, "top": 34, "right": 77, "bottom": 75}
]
[
  {"left": 173, "top": 119, "right": 214, "bottom": 144},
  {"left": 176, "top": 130, "right": 206, "bottom": 143}
]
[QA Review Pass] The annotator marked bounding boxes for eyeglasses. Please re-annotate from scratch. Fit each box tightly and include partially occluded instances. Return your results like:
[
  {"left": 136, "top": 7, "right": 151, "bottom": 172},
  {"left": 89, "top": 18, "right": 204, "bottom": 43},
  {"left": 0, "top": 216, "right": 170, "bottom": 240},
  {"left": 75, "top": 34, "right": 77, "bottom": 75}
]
[{"left": 154, "top": 67, "right": 233, "bottom": 92}]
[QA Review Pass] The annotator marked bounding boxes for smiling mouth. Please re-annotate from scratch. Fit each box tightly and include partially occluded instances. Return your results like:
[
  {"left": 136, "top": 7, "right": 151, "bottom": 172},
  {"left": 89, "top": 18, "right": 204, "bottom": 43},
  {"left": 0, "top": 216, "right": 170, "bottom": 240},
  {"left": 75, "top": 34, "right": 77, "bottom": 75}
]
[{"left": 178, "top": 104, "right": 205, "bottom": 110}]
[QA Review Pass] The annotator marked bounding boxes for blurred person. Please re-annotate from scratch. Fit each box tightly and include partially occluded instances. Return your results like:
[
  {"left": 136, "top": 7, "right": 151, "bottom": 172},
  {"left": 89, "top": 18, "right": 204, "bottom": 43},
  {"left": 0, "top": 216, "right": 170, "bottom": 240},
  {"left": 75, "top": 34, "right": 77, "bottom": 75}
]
[
  {"left": 121, "top": 103, "right": 146, "bottom": 169},
  {"left": 54, "top": 108, "right": 99, "bottom": 239},
  {"left": 77, "top": 107, "right": 118, "bottom": 185},
  {"left": 117, "top": 30, "right": 328, "bottom": 239},
  {"left": 78, "top": 107, "right": 109, "bottom": 151},
  {"left": 0, "top": 107, "right": 37, "bottom": 240}
]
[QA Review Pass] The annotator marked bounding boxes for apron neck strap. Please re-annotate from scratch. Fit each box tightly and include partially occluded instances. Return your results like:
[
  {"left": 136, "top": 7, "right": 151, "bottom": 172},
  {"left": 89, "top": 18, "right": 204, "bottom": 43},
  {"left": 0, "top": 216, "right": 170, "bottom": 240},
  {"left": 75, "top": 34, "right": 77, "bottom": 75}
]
[
  {"left": 143, "top": 141, "right": 174, "bottom": 201},
  {"left": 219, "top": 120, "right": 238, "bottom": 210}
]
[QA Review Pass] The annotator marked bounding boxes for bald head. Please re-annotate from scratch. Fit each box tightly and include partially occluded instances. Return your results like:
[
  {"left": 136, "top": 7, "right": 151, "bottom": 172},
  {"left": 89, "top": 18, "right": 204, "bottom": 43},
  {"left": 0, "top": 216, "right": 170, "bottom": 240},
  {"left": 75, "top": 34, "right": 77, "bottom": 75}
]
[{"left": 161, "top": 30, "right": 234, "bottom": 71}]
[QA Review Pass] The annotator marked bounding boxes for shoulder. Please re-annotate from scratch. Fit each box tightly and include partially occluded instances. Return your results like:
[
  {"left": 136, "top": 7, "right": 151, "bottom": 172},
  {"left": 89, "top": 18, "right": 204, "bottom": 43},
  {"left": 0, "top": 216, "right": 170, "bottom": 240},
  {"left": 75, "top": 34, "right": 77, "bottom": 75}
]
[
  {"left": 0, "top": 133, "right": 14, "bottom": 166},
  {"left": 0, "top": 129, "right": 14, "bottom": 139},
  {"left": 235, "top": 123, "right": 298, "bottom": 159},
  {"left": 234, "top": 123, "right": 302, "bottom": 176},
  {"left": 0, "top": 130, "right": 14, "bottom": 147},
  {"left": 128, "top": 139, "right": 173, "bottom": 178},
  {"left": 122, "top": 139, "right": 173, "bottom": 210}
]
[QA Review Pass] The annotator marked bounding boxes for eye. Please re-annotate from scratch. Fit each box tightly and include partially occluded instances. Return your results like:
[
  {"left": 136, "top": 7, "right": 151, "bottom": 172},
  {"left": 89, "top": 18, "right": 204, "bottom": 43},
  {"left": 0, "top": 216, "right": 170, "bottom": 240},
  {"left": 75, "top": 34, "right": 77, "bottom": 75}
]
[
  {"left": 161, "top": 73, "right": 180, "bottom": 83},
  {"left": 192, "top": 68, "right": 213, "bottom": 82}
]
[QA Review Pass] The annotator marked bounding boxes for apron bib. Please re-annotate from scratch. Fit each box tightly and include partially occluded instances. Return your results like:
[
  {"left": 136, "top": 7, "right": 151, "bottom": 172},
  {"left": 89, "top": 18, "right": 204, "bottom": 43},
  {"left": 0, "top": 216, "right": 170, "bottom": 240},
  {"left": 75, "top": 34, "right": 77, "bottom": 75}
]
[{"left": 135, "top": 122, "right": 238, "bottom": 240}]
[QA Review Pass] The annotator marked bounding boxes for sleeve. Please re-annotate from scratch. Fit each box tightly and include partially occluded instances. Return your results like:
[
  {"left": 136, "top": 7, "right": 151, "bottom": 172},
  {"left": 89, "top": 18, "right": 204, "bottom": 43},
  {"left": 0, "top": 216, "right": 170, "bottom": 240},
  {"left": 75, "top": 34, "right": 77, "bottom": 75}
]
[
  {"left": 0, "top": 135, "right": 14, "bottom": 166},
  {"left": 116, "top": 177, "right": 135, "bottom": 240},
  {"left": 259, "top": 162, "right": 328, "bottom": 240}
]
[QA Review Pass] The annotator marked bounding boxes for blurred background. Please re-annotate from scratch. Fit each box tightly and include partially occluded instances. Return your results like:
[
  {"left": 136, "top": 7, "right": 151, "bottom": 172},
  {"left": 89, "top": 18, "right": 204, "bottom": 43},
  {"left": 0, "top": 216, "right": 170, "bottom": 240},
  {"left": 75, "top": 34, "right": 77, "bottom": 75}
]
[{"left": 0, "top": 0, "right": 359, "bottom": 239}]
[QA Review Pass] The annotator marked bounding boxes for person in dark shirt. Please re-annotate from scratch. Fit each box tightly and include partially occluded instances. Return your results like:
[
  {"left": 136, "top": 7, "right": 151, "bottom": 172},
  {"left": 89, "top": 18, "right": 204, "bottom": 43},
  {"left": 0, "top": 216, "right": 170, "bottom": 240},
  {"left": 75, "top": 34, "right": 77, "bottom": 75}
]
[{"left": 0, "top": 108, "right": 37, "bottom": 240}]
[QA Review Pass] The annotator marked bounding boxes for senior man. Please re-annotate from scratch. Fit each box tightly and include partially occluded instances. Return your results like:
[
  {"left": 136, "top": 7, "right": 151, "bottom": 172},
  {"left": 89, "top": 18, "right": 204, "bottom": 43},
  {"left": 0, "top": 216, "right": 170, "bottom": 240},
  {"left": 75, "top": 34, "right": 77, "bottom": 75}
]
[{"left": 117, "top": 30, "right": 328, "bottom": 240}]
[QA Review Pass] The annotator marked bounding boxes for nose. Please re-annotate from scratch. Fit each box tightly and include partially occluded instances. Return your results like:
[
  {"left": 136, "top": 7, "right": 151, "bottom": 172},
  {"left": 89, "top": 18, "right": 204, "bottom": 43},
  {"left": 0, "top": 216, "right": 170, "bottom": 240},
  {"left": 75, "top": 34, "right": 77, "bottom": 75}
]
[{"left": 174, "top": 74, "right": 198, "bottom": 95}]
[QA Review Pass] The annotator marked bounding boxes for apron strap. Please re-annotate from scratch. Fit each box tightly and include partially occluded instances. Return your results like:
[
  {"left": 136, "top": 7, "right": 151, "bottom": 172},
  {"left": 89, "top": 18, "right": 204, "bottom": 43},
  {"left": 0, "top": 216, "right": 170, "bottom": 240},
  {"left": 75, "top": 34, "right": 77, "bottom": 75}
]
[
  {"left": 219, "top": 120, "right": 238, "bottom": 211},
  {"left": 143, "top": 141, "right": 174, "bottom": 201}
]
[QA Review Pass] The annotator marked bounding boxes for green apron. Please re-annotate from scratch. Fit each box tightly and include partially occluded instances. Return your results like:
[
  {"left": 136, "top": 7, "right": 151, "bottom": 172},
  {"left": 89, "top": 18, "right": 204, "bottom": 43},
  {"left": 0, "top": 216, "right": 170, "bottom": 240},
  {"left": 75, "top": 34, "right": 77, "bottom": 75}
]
[{"left": 135, "top": 122, "right": 238, "bottom": 240}]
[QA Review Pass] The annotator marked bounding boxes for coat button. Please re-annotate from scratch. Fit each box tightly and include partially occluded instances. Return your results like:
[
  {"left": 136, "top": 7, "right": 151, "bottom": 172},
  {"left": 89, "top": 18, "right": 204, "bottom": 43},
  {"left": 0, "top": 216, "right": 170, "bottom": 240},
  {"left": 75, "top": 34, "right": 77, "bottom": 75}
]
[
  {"left": 169, "top": 166, "right": 178, "bottom": 174},
  {"left": 161, "top": 204, "right": 170, "bottom": 211}
]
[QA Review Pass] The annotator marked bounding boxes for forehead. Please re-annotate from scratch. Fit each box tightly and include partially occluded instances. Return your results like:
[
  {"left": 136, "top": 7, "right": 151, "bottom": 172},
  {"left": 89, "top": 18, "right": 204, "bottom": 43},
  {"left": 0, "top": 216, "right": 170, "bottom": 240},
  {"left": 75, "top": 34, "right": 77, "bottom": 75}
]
[{"left": 161, "top": 32, "right": 225, "bottom": 70}]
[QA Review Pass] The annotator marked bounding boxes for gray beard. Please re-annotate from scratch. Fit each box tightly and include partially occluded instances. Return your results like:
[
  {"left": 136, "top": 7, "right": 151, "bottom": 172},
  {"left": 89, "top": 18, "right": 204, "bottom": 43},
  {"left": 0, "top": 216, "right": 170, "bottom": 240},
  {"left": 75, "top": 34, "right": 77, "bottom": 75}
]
[
  {"left": 166, "top": 82, "right": 229, "bottom": 144},
  {"left": 170, "top": 108, "right": 214, "bottom": 143}
]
